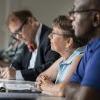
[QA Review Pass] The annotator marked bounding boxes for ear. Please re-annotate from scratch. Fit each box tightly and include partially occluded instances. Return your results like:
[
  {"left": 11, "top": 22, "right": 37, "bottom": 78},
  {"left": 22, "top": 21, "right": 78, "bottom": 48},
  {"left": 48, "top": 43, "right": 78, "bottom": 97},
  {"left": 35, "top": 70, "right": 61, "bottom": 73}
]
[
  {"left": 65, "top": 38, "right": 73, "bottom": 49},
  {"left": 92, "top": 12, "right": 100, "bottom": 27}
]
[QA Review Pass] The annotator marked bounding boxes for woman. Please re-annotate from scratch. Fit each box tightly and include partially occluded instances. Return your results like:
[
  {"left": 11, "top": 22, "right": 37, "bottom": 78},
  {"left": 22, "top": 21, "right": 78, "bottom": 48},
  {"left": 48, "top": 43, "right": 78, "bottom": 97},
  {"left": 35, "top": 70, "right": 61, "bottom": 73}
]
[{"left": 36, "top": 15, "right": 87, "bottom": 96}]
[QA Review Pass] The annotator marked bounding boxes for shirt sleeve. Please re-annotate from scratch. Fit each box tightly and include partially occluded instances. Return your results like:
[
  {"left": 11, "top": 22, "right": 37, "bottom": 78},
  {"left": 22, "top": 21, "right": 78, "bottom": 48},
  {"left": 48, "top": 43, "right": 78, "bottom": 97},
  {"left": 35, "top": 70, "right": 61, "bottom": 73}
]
[{"left": 81, "top": 48, "right": 100, "bottom": 89}]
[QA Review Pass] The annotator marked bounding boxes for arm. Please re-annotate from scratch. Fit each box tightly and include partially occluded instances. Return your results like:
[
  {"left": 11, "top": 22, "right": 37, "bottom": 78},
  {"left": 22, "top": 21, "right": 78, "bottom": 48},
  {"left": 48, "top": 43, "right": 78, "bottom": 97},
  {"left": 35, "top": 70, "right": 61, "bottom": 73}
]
[
  {"left": 64, "top": 84, "right": 100, "bottom": 100},
  {"left": 65, "top": 48, "right": 100, "bottom": 100},
  {"left": 63, "top": 55, "right": 82, "bottom": 83},
  {"left": 39, "top": 55, "right": 82, "bottom": 96},
  {"left": 36, "top": 57, "right": 63, "bottom": 81},
  {"left": 40, "top": 81, "right": 80, "bottom": 97},
  {"left": 76, "top": 86, "right": 100, "bottom": 100},
  {"left": 37, "top": 74, "right": 67, "bottom": 97},
  {"left": 41, "top": 82, "right": 66, "bottom": 97}
]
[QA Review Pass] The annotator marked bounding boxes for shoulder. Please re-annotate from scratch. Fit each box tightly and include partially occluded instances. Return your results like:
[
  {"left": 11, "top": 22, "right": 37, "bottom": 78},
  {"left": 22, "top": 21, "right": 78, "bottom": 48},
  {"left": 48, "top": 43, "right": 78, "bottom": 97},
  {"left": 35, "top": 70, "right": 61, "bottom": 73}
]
[
  {"left": 41, "top": 24, "right": 51, "bottom": 34},
  {"left": 74, "top": 46, "right": 85, "bottom": 56}
]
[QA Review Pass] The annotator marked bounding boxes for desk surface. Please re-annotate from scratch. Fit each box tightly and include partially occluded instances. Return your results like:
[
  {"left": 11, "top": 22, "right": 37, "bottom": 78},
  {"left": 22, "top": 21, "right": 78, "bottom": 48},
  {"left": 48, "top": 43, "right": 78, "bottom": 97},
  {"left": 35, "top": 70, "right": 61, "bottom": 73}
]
[
  {"left": 0, "top": 93, "right": 65, "bottom": 100},
  {"left": 0, "top": 80, "right": 65, "bottom": 100}
]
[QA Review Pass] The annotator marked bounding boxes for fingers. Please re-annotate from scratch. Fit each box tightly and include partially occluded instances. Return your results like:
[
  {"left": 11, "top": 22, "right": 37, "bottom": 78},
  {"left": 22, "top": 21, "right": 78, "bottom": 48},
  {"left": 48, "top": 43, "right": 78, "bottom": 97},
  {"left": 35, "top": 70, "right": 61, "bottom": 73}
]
[
  {"left": 39, "top": 75, "right": 49, "bottom": 81},
  {"left": 36, "top": 75, "right": 47, "bottom": 90},
  {"left": 0, "top": 67, "right": 10, "bottom": 79},
  {"left": 36, "top": 74, "right": 42, "bottom": 82},
  {"left": 36, "top": 74, "right": 47, "bottom": 83},
  {"left": 0, "top": 67, "right": 16, "bottom": 79}
]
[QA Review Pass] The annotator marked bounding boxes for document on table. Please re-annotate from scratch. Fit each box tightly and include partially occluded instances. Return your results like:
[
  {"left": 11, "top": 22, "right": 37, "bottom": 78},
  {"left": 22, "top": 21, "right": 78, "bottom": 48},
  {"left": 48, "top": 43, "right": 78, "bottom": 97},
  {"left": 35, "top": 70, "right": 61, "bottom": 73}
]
[
  {"left": 5, "top": 83, "right": 33, "bottom": 91},
  {"left": 0, "top": 79, "right": 41, "bottom": 93}
]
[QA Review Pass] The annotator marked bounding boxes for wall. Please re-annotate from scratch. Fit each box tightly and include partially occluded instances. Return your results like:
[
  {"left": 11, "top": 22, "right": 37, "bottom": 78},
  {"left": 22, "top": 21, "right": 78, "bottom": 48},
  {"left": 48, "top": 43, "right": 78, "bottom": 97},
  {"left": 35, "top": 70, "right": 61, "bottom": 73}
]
[
  {"left": 0, "top": 0, "right": 6, "bottom": 48},
  {"left": 0, "top": 0, "right": 73, "bottom": 49},
  {"left": 20, "top": 0, "right": 73, "bottom": 26}
]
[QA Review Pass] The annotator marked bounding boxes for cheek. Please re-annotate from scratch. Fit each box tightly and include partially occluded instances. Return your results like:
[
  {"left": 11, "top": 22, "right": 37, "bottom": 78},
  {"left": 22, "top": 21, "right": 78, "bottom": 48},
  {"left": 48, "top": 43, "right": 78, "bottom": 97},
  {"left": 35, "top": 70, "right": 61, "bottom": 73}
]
[
  {"left": 20, "top": 32, "right": 28, "bottom": 42},
  {"left": 51, "top": 36, "right": 59, "bottom": 46},
  {"left": 78, "top": 20, "right": 92, "bottom": 36},
  {"left": 9, "top": 26, "right": 17, "bottom": 34},
  {"left": 22, "top": 26, "right": 33, "bottom": 40},
  {"left": 50, "top": 37, "right": 64, "bottom": 52},
  {"left": 74, "top": 17, "right": 88, "bottom": 36}
]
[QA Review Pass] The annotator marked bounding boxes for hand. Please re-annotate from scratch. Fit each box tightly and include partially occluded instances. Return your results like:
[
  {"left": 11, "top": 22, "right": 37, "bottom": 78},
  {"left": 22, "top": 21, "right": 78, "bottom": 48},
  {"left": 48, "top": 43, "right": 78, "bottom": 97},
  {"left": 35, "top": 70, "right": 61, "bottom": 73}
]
[
  {"left": 0, "top": 67, "right": 16, "bottom": 80},
  {"left": 36, "top": 74, "right": 50, "bottom": 86},
  {"left": 36, "top": 74, "right": 49, "bottom": 82},
  {"left": 36, "top": 74, "right": 51, "bottom": 90},
  {"left": 0, "top": 60, "right": 10, "bottom": 67},
  {"left": 38, "top": 76, "right": 54, "bottom": 91}
]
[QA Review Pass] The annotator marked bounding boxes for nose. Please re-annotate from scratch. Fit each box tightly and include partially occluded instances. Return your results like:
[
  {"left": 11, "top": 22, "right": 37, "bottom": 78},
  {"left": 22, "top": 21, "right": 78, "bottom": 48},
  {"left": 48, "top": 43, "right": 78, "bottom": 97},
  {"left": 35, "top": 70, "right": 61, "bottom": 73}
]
[
  {"left": 70, "top": 14, "right": 75, "bottom": 29},
  {"left": 48, "top": 33, "right": 53, "bottom": 39},
  {"left": 70, "top": 14, "right": 75, "bottom": 21}
]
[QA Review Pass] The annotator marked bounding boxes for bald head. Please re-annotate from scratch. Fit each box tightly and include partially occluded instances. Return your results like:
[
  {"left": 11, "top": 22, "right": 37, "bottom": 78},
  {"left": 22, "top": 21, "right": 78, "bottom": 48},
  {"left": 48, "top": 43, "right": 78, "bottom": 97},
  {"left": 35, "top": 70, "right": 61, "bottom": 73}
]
[{"left": 74, "top": 0, "right": 100, "bottom": 11}]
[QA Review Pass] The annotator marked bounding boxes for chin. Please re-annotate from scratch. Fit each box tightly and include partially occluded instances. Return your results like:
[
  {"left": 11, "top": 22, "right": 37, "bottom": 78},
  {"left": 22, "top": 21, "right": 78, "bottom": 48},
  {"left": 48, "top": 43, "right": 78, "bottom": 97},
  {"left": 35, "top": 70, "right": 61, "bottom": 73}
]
[
  {"left": 51, "top": 47, "right": 54, "bottom": 51},
  {"left": 75, "top": 31, "right": 82, "bottom": 37},
  {"left": 51, "top": 47, "right": 56, "bottom": 51}
]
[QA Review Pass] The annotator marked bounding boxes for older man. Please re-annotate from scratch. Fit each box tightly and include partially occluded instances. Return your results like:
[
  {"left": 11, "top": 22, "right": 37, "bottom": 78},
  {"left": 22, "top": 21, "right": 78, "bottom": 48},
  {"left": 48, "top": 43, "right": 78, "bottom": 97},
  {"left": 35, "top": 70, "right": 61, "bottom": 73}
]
[{"left": 0, "top": 10, "right": 60, "bottom": 81}]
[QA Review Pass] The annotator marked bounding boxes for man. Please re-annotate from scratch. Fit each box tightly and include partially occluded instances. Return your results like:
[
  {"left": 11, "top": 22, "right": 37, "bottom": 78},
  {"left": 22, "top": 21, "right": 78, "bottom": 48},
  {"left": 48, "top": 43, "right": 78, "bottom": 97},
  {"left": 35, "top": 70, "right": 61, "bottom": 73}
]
[
  {"left": 64, "top": 0, "right": 100, "bottom": 99},
  {"left": 0, "top": 10, "right": 60, "bottom": 81}
]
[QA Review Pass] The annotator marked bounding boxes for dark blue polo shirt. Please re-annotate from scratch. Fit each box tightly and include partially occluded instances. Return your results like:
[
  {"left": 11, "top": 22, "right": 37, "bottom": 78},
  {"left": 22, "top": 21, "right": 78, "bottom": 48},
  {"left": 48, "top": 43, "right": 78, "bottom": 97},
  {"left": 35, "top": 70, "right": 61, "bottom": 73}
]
[{"left": 70, "top": 38, "right": 100, "bottom": 89}]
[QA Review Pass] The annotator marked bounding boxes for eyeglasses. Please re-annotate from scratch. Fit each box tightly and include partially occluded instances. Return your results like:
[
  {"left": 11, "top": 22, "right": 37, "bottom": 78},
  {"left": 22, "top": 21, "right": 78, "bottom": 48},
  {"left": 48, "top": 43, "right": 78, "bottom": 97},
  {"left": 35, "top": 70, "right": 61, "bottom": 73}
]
[
  {"left": 12, "top": 19, "right": 27, "bottom": 38},
  {"left": 51, "top": 32, "right": 66, "bottom": 36},
  {"left": 49, "top": 31, "right": 69, "bottom": 39},
  {"left": 69, "top": 9, "right": 100, "bottom": 15}
]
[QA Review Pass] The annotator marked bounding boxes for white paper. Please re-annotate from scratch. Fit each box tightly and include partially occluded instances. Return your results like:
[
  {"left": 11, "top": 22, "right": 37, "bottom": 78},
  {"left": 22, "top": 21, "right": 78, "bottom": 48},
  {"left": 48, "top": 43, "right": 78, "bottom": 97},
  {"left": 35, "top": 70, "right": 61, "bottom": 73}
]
[
  {"left": 0, "top": 79, "right": 36, "bottom": 91},
  {"left": 5, "top": 83, "right": 33, "bottom": 90}
]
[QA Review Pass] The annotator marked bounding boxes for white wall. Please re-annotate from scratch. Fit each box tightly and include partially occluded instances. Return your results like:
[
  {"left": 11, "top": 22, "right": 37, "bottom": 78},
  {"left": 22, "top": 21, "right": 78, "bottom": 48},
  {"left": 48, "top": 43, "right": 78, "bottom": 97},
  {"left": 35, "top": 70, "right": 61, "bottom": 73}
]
[{"left": 0, "top": 0, "right": 73, "bottom": 49}]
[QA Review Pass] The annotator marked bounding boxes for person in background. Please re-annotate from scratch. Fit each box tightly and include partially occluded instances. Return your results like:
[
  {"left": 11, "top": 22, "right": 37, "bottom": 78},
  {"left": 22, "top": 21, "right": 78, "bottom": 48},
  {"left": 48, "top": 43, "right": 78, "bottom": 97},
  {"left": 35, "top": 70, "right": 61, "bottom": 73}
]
[
  {"left": 36, "top": 15, "right": 87, "bottom": 96},
  {"left": 0, "top": 10, "right": 60, "bottom": 81}
]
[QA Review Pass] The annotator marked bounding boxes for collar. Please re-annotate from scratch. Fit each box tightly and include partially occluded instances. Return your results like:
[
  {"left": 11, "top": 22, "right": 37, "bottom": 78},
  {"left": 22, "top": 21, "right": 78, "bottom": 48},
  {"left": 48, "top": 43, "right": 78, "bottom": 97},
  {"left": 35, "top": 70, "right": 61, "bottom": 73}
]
[
  {"left": 60, "top": 47, "right": 84, "bottom": 66},
  {"left": 35, "top": 23, "right": 42, "bottom": 47},
  {"left": 87, "top": 37, "right": 100, "bottom": 52}
]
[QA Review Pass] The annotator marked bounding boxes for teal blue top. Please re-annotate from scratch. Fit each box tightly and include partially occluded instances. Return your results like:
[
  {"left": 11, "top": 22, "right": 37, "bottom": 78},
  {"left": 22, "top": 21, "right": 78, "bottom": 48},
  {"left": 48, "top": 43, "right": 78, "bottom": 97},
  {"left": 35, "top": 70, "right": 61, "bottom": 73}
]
[{"left": 55, "top": 47, "right": 84, "bottom": 84}]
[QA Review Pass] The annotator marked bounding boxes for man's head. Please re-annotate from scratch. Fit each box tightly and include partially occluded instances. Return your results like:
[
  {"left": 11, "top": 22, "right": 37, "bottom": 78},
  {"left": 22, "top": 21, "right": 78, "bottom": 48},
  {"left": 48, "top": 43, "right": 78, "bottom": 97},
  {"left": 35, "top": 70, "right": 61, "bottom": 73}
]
[
  {"left": 71, "top": 0, "right": 100, "bottom": 39},
  {"left": 7, "top": 10, "right": 39, "bottom": 45}
]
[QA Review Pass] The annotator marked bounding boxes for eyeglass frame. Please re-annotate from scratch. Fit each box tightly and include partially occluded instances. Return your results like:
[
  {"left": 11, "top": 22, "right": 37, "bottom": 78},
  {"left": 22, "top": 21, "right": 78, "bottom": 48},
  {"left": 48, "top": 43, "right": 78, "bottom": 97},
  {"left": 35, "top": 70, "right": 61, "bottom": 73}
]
[
  {"left": 11, "top": 19, "right": 28, "bottom": 38},
  {"left": 69, "top": 9, "right": 100, "bottom": 16},
  {"left": 49, "top": 31, "right": 73, "bottom": 39}
]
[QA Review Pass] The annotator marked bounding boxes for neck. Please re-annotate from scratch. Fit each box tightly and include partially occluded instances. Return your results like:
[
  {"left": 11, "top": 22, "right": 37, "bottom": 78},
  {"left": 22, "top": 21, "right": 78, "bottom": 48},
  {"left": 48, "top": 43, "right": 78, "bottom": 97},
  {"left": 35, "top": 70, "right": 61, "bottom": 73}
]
[
  {"left": 32, "top": 22, "right": 40, "bottom": 40},
  {"left": 93, "top": 28, "right": 100, "bottom": 38},
  {"left": 31, "top": 22, "right": 40, "bottom": 44},
  {"left": 87, "top": 27, "right": 100, "bottom": 41},
  {"left": 60, "top": 48, "right": 75, "bottom": 60}
]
